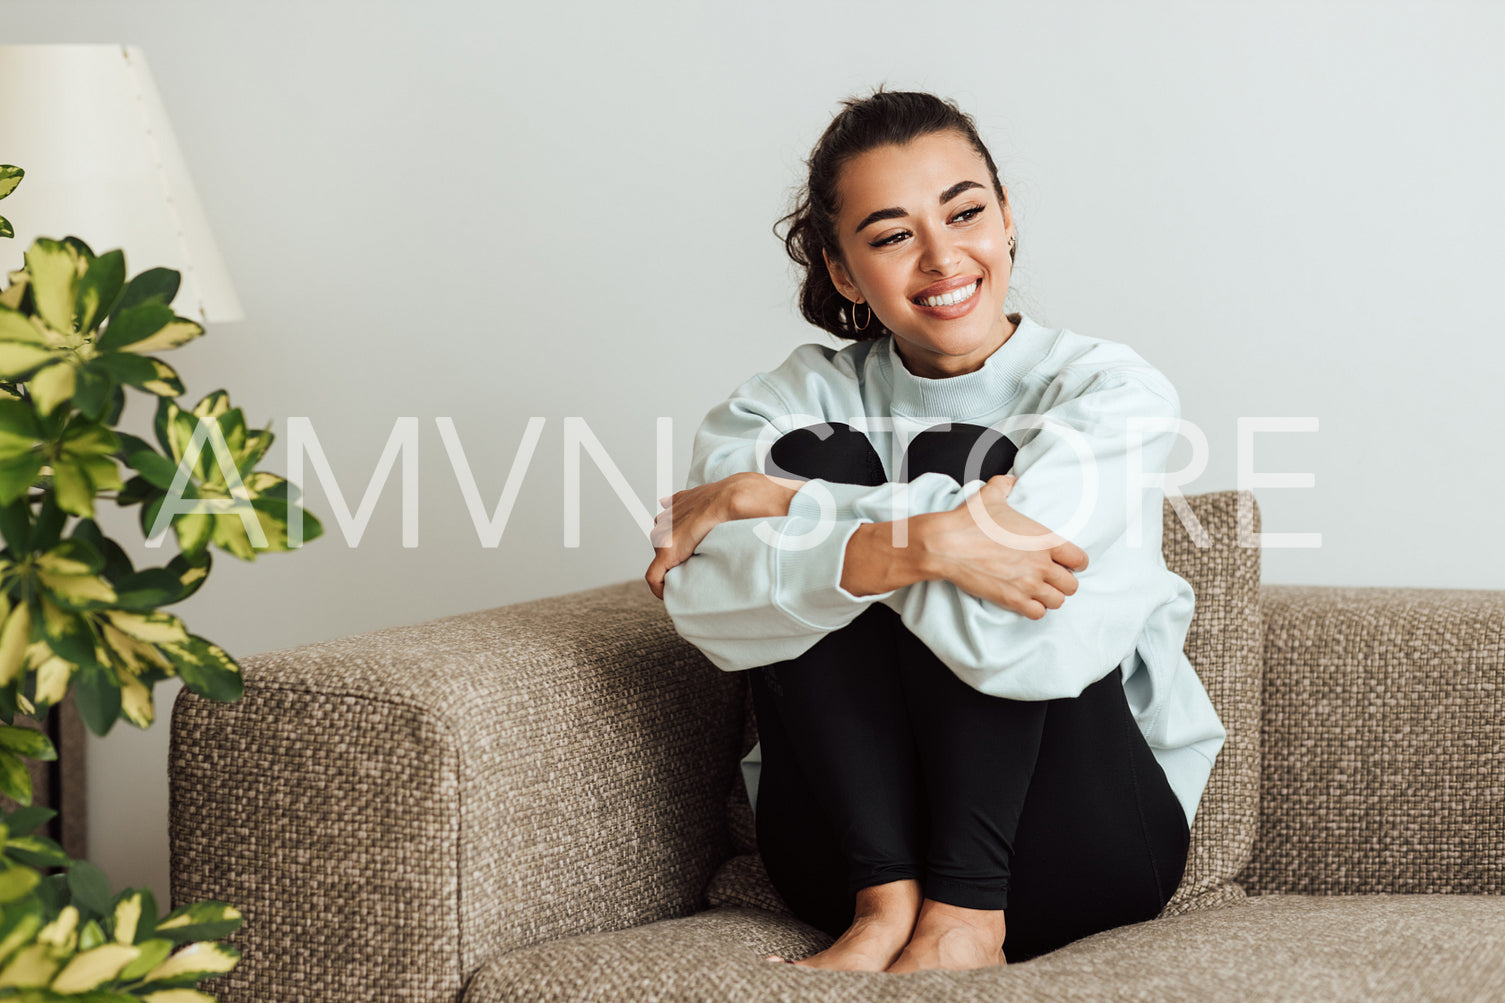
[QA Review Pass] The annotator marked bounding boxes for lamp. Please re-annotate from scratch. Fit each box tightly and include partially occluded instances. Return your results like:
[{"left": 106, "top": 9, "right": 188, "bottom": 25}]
[{"left": 0, "top": 44, "right": 242, "bottom": 324}]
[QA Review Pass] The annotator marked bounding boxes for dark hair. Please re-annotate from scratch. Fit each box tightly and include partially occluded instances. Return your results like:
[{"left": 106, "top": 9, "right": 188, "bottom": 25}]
[{"left": 774, "top": 85, "right": 1015, "bottom": 343}]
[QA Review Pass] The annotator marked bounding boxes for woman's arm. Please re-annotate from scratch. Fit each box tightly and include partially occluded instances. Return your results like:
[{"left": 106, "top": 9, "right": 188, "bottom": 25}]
[
  {"left": 653, "top": 373, "right": 924, "bottom": 673},
  {"left": 647, "top": 468, "right": 936, "bottom": 600},
  {"left": 871, "top": 372, "right": 1188, "bottom": 701}
]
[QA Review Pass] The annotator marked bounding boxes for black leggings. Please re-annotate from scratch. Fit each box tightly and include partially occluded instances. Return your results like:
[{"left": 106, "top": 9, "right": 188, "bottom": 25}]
[{"left": 748, "top": 421, "right": 1190, "bottom": 963}]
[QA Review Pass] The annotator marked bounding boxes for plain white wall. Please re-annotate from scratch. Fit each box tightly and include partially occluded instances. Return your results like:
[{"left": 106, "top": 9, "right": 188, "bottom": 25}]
[{"left": 4, "top": 0, "right": 1501, "bottom": 908}]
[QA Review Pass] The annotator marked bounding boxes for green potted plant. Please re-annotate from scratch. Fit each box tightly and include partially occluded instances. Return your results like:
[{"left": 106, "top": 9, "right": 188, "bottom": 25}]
[{"left": 0, "top": 163, "right": 323, "bottom": 1001}]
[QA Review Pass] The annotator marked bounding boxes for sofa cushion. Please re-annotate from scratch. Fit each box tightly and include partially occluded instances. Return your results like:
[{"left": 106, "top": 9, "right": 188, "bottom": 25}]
[
  {"left": 1247, "top": 585, "right": 1505, "bottom": 895},
  {"left": 707, "top": 489, "right": 1263, "bottom": 919},
  {"left": 463, "top": 894, "right": 1505, "bottom": 1002}
]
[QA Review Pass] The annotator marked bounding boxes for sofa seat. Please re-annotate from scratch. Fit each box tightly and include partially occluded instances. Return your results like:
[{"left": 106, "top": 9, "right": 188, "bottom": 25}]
[{"left": 461, "top": 895, "right": 1505, "bottom": 1002}]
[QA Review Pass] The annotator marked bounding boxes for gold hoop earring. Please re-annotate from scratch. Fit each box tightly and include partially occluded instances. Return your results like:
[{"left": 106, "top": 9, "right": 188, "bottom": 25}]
[{"left": 854, "top": 300, "right": 871, "bottom": 332}]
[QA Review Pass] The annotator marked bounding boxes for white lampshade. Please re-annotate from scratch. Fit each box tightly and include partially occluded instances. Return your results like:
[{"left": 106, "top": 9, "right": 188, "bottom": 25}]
[{"left": 0, "top": 44, "right": 242, "bottom": 324}]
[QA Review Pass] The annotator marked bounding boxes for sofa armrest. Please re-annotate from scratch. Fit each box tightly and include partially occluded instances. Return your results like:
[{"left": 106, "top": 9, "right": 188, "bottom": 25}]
[
  {"left": 1243, "top": 584, "right": 1505, "bottom": 896},
  {"left": 169, "top": 579, "right": 743, "bottom": 1003}
]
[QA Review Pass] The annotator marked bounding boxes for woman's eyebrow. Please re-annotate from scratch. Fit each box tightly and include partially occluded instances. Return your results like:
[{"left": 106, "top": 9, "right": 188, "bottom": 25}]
[{"left": 853, "top": 180, "right": 986, "bottom": 235}]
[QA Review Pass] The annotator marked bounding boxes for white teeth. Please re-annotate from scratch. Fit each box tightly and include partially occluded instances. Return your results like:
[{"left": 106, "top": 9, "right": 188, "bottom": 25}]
[{"left": 919, "top": 280, "right": 979, "bottom": 308}]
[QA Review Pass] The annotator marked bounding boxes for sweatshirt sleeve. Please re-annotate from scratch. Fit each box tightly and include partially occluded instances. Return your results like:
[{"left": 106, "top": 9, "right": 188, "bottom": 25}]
[
  {"left": 876, "top": 371, "right": 1187, "bottom": 701},
  {"left": 660, "top": 372, "right": 905, "bottom": 673}
]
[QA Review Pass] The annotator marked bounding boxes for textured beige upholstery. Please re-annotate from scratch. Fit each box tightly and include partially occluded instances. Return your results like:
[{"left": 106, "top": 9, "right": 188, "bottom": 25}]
[{"left": 170, "top": 489, "right": 1505, "bottom": 1001}]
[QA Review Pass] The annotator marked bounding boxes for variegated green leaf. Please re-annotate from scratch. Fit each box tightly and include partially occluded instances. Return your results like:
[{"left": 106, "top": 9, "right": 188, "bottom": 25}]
[
  {"left": 23, "top": 239, "right": 81, "bottom": 336},
  {"left": 139, "top": 356, "right": 184, "bottom": 397},
  {"left": 105, "top": 267, "right": 179, "bottom": 329},
  {"left": 49, "top": 940, "right": 140, "bottom": 991},
  {"left": 0, "top": 343, "right": 53, "bottom": 382},
  {"left": 126, "top": 449, "right": 183, "bottom": 491},
  {"left": 35, "top": 539, "right": 101, "bottom": 575},
  {"left": 106, "top": 569, "right": 184, "bottom": 611},
  {"left": 122, "top": 318, "right": 203, "bottom": 355},
  {"left": 38, "top": 568, "right": 117, "bottom": 608},
  {"left": 162, "top": 635, "right": 242, "bottom": 702},
  {"left": 117, "top": 937, "right": 173, "bottom": 981},
  {"left": 209, "top": 510, "right": 259, "bottom": 561},
  {"left": 0, "top": 400, "right": 41, "bottom": 438},
  {"left": 72, "top": 363, "right": 114, "bottom": 421},
  {"left": 95, "top": 303, "right": 173, "bottom": 353},
  {"left": 0, "top": 897, "right": 46, "bottom": 963},
  {"left": 0, "top": 940, "right": 59, "bottom": 987},
  {"left": 0, "top": 863, "right": 41, "bottom": 906},
  {"left": 101, "top": 610, "right": 188, "bottom": 646},
  {"left": 78, "top": 917, "right": 107, "bottom": 951},
  {"left": 0, "top": 751, "right": 30, "bottom": 804},
  {"left": 80, "top": 454, "right": 124, "bottom": 493},
  {"left": 3, "top": 834, "right": 69, "bottom": 869},
  {"left": 0, "top": 602, "right": 32, "bottom": 686},
  {"left": 237, "top": 428, "right": 274, "bottom": 476},
  {"left": 26, "top": 359, "right": 75, "bottom": 416},
  {"left": 112, "top": 892, "right": 142, "bottom": 946},
  {"left": 141, "top": 988, "right": 219, "bottom": 1002},
  {"left": 61, "top": 424, "right": 118, "bottom": 457},
  {"left": 36, "top": 903, "right": 78, "bottom": 948},
  {"left": 33, "top": 655, "right": 75, "bottom": 706},
  {"left": 0, "top": 725, "right": 55, "bottom": 761},
  {"left": 0, "top": 166, "right": 21, "bottom": 200},
  {"left": 140, "top": 939, "right": 239, "bottom": 983},
  {"left": 0, "top": 271, "right": 28, "bottom": 311},
  {"left": 191, "top": 390, "right": 230, "bottom": 420},
  {"left": 0, "top": 428, "right": 39, "bottom": 459},
  {"left": 172, "top": 512, "right": 212, "bottom": 558},
  {"left": 74, "top": 249, "right": 126, "bottom": 336},
  {"left": 0, "top": 454, "right": 45, "bottom": 507},
  {"left": 38, "top": 597, "right": 97, "bottom": 666},
  {"left": 49, "top": 459, "right": 97, "bottom": 518},
  {"left": 117, "top": 670, "right": 154, "bottom": 727},
  {"left": 0, "top": 305, "right": 48, "bottom": 345}
]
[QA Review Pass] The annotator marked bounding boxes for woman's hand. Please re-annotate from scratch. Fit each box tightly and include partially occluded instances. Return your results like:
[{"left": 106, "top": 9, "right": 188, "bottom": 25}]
[
  {"left": 916, "top": 474, "right": 1090, "bottom": 620},
  {"left": 644, "top": 472, "right": 805, "bottom": 600}
]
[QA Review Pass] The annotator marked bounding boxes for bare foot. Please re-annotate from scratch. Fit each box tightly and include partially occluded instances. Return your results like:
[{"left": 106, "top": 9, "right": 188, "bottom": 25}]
[
  {"left": 883, "top": 897, "right": 1008, "bottom": 974},
  {"left": 764, "top": 878, "right": 921, "bottom": 972}
]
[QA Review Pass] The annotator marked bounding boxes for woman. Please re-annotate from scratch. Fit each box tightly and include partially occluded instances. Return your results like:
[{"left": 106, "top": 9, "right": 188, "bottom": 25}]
[{"left": 645, "top": 87, "right": 1225, "bottom": 974}]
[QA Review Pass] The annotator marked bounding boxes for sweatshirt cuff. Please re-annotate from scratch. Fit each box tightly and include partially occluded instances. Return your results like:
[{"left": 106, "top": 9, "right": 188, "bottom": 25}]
[{"left": 773, "top": 488, "right": 898, "bottom": 627}]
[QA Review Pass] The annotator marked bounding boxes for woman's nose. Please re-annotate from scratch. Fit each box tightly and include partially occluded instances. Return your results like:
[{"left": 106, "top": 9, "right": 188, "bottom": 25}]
[{"left": 918, "top": 233, "right": 960, "bottom": 273}]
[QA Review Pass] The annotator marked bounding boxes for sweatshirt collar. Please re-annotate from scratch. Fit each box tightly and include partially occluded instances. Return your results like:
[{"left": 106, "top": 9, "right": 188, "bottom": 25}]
[{"left": 876, "top": 313, "right": 1056, "bottom": 419}]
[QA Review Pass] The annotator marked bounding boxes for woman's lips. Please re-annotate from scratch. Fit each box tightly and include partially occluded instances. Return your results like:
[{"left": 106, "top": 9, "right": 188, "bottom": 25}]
[{"left": 910, "top": 278, "right": 981, "bottom": 319}]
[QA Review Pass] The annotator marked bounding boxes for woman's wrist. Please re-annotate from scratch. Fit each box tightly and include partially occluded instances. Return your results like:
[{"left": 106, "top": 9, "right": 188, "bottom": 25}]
[
  {"left": 728, "top": 471, "right": 802, "bottom": 520},
  {"left": 839, "top": 516, "right": 939, "bottom": 596}
]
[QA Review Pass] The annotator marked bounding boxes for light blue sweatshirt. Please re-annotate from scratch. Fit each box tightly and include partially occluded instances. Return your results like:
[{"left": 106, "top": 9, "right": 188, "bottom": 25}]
[{"left": 662, "top": 314, "right": 1226, "bottom": 829}]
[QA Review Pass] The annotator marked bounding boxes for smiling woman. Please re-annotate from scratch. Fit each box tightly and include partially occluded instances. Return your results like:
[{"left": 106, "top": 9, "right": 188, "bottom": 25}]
[{"left": 648, "top": 86, "right": 1224, "bottom": 975}]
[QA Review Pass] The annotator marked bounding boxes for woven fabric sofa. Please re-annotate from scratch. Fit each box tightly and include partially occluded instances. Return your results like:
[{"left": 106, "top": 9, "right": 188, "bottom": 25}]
[{"left": 169, "top": 489, "right": 1505, "bottom": 1001}]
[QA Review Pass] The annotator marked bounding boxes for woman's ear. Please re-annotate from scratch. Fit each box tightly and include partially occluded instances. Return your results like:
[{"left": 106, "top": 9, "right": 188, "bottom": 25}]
[{"left": 822, "top": 247, "right": 858, "bottom": 301}]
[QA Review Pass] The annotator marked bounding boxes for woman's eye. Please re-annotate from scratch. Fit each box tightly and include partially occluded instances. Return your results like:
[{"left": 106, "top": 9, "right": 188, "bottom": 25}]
[{"left": 869, "top": 206, "right": 986, "bottom": 247}]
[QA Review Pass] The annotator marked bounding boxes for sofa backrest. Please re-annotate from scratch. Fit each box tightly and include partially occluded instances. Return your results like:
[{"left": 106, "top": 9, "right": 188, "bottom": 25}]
[{"left": 1242, "top": 585, "right": 1505, "bottom": 896}]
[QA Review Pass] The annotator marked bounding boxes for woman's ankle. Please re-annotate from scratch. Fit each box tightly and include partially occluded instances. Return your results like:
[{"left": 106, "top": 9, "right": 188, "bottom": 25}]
[
  {"left": 914, "top": 896, "right": 1007, "bottom": 942},
  {"left": 852, "top": 878, "right": 923, "bottom": 926}
]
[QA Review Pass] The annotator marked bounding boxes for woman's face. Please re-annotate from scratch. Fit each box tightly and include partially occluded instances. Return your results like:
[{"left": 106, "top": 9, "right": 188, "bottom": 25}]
[{"left": 823, "top": 130, "right": 1017, "bottom": 379}]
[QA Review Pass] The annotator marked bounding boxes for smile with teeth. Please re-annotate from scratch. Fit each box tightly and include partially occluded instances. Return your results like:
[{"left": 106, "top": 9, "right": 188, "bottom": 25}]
[{"left": 915, "top": 279, "right": 980, "bottom": 308}]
